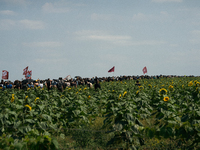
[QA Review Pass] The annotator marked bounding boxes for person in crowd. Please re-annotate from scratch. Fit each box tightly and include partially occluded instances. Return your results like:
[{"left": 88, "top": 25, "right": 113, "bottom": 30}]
[
  {"left": 38, "top": 81, "right": 43, "bottom": 89},
  {"left": 46, "top": 78, "right": 52, "bottom": 91},
  {"left": 70, "top": 79, "right": 77, "bottom": 88},
  {"left": 0, "top": 80, "right": 4, "bottom": 90},
  {"left": 135, "top": 80, "right": 141, "bottom": 86},
  {"left": 14, "top": 80, "right": 21, "bottom": 90},
  {"left": 6, "top": 81, "right": 13, "bottom": 89},
  {"left": 94, "top": 79, "right": 101, "bottom": 90},
  {"left": 57, "top": 77, "right": 64, "bottom": 92},
  {"left": 30, "top": 82, "right": 34, "bottom": 88}
]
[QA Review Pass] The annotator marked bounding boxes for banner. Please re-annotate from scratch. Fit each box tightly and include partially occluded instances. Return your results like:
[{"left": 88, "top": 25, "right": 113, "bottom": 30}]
[
  {"left": 23, "top": 66, "right": 28, "bottom": 75},
  {"left": 142, "top": 66, "right": 147, "bottom": 74},
  {"left": 2, "top": 70, "right": 9, "bottom": 79},
  {"left": 25, "top": 70, "right": 32, "bottom": 79},
  {"left": 108, "top": 66, "right": 115, "bottom": 73},
  {"left": 64, "top": 75, "right": 71, "bottom": 80}
]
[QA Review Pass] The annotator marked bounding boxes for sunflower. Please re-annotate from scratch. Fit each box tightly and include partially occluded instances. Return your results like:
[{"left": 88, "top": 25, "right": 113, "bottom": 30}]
[
  {"left": 79, "top": 88, "right": 82, "bottom": 91},
  {"left": 88, "top": 95, "right": 91, "bottom": 99},
  {"left": 168, "top": 85, "right": 174, "bottom": 91},
  {"left": 34, "top": 97, "right": 39, "bottom": 102},
  {"left": 123, "top": 91, "right": 127, "bottom": 97},
  {"left": 25, "top": 105, "right": 32, "bottom": 111},
  {"left": 118, "top": 94, "right": 121, "bottom": 100},
  {"left": 138, "top": 86, "right": 143, "bottom": 90},
  {"left": 195, "top": 82, "right": 200, "bottom": 87},
  {"left": 136, "top": 91, "right": 139, "bottom": 95},
  {"left": 148, "top": 84, "right": 152, "bottom": 88},
  {"left": 25, "top": 96, "right": 28, "bottom": 100},
  {"left": 163, "top": 96, "right": 169, "bottom": 102},
  {"left": 188, "top": 81, "right": 193, "bottom": 87},
  {"left": 159, "top": 88, "right": 167, "bottom": 95},
  {"left": 11, "top": 94, "right": 15, "bottom": 103},
  {"left": 76, "top": 92, "right": 78, "bottom": 94}
]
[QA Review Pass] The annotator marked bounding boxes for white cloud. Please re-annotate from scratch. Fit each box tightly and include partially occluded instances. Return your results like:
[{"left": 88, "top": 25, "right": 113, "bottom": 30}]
[
  {"left": 131, "top": 40, "right": 166, "bottom": 46},
  {"left": 190, "top": 30, "right": 200, "bottom": 44},
  {"left": 0, "top": 10, "right": 16, "bottom": 15},
  {"left": 75, "top": 30, "right": 166, "bottom": 46},
  {"left": 99, "top": 54, "right": 129, "bottom": 63},
  {"left": 132, "top": 13, "right": 149, "bottom": 21},
  {"left": 22, "top": 42, "right": 63, "bottom": 48},
  {"left": 75, "top": 30, "right": 132, "bottom": 45},
  {"left": 88, "top": 35, "right": 131, "bottom": 41},
  {"left": 152, "top": 0, "right": 182, "bottom": 2},
  {"left": 19, "top": 20, "right": 45, "bottom": 29},
  {"left": 91, "top": 13, "right": 113, "bottom": 20},
  {"left": 42, "top": 2, "right": 70, "bottom": 13},
  {"left": 0, "top": 19, "right": 16, "bottom": 30},
  {"left": 0, "top": 19, "right": 45, "bottom": 30},
  {"left": 2, "top": 0, "right": 30, "bottom": 6}
]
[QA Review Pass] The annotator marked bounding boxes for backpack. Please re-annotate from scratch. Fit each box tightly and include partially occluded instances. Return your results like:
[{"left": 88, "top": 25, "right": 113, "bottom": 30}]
[{"left": 57, "top": 81, "right": 62, "bottom": 90}]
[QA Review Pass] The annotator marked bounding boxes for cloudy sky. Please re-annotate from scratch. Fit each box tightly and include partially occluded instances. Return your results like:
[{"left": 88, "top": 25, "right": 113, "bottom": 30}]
[{"left": 0, "top": 0, "right": 200, "bottom": 81}]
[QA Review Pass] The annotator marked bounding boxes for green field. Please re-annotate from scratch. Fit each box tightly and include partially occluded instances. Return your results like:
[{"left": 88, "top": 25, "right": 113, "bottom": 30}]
[{"left": 1, "top": 77, "right": 200, "bottom": 149}]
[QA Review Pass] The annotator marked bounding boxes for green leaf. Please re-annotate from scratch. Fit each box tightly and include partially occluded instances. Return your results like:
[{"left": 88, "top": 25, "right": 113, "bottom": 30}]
[
  {"left": 52, "top": 137, "right": 59, "bottom": 149},
  {"left": 181, "top": 114, "right": 189, "bottom": 122},
  {"left": 114, "top": 123, "right": 123, "bottom": 131},
  {"left": 42, "top": 114, "right": 52, "bottom": 122}
]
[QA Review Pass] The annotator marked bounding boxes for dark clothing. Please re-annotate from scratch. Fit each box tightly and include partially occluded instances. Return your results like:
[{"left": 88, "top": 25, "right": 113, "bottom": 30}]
[
  {"left": 57, "top": 80, "right": 63, "bottom": 92},
  {"left": 14, "top": 83, "right": 21, "bottom": 89},
  {"left": 47, "top": 81, "right": 51, "bottom": 91},
  {"left": 135, "top": 83, "right": 141, "bottom": 86},
  {"left": 95, "top": 83, "right": 101, "bottom": 90}
]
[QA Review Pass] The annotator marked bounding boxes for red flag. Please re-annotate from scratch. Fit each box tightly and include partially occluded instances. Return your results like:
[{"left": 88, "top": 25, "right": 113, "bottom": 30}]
[
  {"left": 108, "top": 66, "right": 115, "bottom": 73},
  {"left": 142, "top": 66, "right": 147, "bottom": 74},
  {"left": 2, "top": 70, "right": 9, "bottom": 79},
  {"left": 25, "top": 70, "right": 32, "bottom": 79},
  {"left": 23, "top": 66, "right": 28, "bottom": 75}
]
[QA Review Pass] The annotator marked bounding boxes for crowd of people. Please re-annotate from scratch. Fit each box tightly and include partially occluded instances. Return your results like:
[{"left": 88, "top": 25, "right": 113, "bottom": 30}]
[{"left": 0, "top": 75, "right": 197, "bottom": 92}]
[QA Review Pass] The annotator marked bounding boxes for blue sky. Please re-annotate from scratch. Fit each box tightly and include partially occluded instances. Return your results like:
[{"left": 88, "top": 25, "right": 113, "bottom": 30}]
[{"left": 0, "top": 0, "right": 200, "bottom": 81}]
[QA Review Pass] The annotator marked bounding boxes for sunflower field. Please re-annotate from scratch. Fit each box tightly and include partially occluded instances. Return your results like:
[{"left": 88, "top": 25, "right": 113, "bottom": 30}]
[{"left": 1, "top": 77, "right": 200, "bottom": 149}]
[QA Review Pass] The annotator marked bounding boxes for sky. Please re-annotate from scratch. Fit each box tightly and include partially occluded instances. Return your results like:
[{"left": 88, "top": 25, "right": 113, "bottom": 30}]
[{"left": 0, "top": 0, "right": 200, "bottom": 81}]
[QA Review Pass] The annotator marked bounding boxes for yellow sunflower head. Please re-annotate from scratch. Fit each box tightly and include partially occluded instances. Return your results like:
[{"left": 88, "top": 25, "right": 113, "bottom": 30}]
[
  {"left": 148, "top": 84, "right": 152, "bottom": 88},
  {"left": 168, "top": 85, "right": 174, "bottom": 91},
  {"left": 159, "top": 88, "right": 167, "bottom": 95},
  {"left": 195, "top": 82, "right": 200, "bottom": 87},
  {"left": 136, "top": 91, "right": 139, "bottom": 95},
  {"left": 11, "top": 97, "right": 14, "bottom": 103},
  {"left": 163, "top": 96, "right": 169, "bottom": 102},
  {"left": 25, "top": 104, "right": 32, "bottom": 111},
  {"left": 34, "top": 97, "right": 39, "bottom": 102},
  {"left": 188, "top": 81, "right": 193, "bottom": 87},
  {"left": 118, "top": 94, "right": 121, "bottom": 100},
  {"left": 88, "top": 95, "right": 91, "bottom": 99},
  {"left": 123, "top": 91, "right": 127, "bottom": 97}
]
